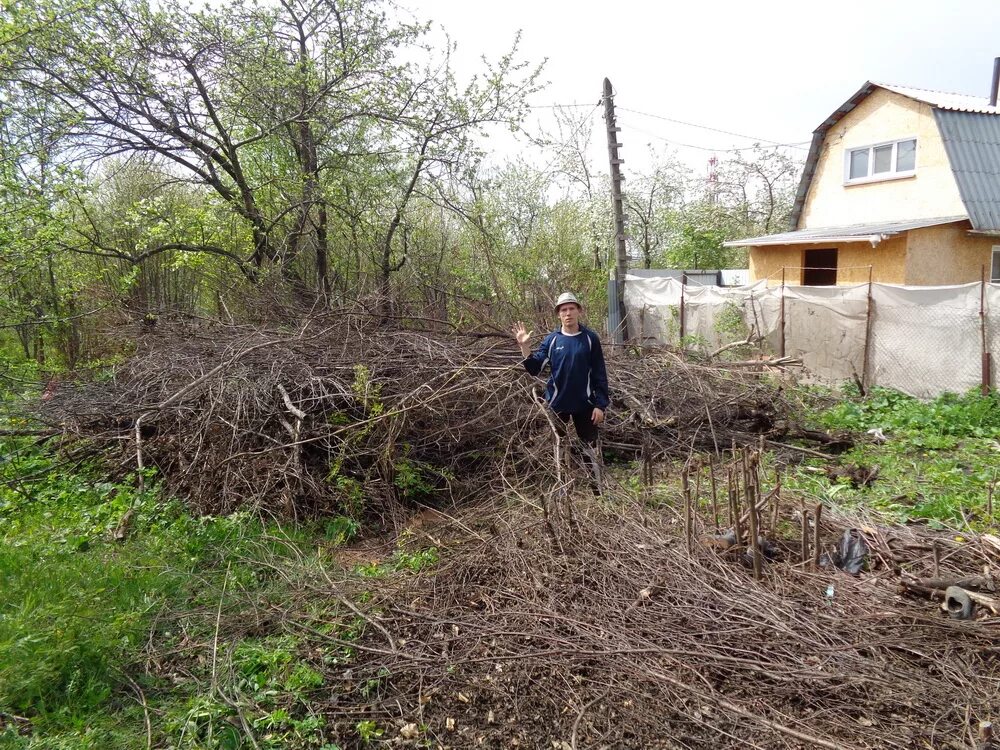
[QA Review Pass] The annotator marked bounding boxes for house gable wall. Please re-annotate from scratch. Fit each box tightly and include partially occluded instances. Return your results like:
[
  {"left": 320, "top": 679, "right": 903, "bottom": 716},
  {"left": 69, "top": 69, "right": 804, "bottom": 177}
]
[{"left": 800, "top": 89, "right": 966, "bottom": 229}]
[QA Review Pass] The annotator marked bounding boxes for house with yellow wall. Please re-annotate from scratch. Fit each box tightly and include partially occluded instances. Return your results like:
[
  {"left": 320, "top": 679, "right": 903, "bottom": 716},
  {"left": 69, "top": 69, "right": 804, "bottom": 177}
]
[{"left": 726, "top": 81, "right": 1000, "bottom": 286}]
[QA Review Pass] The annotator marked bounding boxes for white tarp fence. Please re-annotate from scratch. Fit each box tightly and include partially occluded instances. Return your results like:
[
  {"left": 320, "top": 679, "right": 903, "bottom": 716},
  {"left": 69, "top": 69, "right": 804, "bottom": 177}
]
[{"left": 624, "top": 275, "right": 998, "bottom": 399}]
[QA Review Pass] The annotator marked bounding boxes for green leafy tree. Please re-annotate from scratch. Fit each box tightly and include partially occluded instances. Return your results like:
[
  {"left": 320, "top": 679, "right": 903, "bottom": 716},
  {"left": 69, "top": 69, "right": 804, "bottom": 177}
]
[
  {"left": 657, "top": 145, "right": 802, "bottom": 270},
  {"left": 3, "top": 0, "right": 541, "bottom": 308},
  {"left": 624, "top": 148, "right": 688, "bottom": 269},
  {"left": 714, "top": 144, "right": 800, "bottom": 237}
]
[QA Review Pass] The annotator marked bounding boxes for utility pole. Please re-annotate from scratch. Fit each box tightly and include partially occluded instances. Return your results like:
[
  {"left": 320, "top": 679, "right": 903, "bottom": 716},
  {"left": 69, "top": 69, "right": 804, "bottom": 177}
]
[{"left": 603, "top": 77, "right": 628, "bottom": 342}]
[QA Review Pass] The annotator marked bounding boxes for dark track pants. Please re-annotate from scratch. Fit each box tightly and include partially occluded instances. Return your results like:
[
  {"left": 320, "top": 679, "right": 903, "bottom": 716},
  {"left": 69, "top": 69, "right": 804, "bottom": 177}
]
[
  {"left": 555, "top": 410, "right": 599, "bottom": 445},
  {"left": 556, "top": 410, "right": 602, "bottom": 492}
]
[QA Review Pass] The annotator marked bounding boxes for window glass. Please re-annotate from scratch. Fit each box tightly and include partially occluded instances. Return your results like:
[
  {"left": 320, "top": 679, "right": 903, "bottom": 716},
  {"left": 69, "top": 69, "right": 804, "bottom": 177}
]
[
  {"left": 849, "top": 149, "right": 869, "bottom": 180},
  {"left": 873, "top": 144, "right": 893, "bottom": 173},
  {"left": 992, "top": 247, "right": 1000, "bottom": 283},
  {"left": 896, "top": 139, "right": 916, "bottom": 171}
]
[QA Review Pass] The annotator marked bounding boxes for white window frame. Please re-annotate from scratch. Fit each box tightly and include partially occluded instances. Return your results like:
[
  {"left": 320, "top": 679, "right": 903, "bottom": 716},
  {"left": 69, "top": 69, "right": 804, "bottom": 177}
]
[
  {"left": 843, "top": 137, "right": 918, "bottom": 185},
  {"left": 992, "top": 246, "right": 1000, "bottom": 283}
]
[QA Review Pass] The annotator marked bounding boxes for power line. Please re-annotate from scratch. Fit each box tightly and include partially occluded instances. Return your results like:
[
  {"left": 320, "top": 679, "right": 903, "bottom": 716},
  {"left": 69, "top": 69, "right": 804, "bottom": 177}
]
[
  {"left": 626, "top": 123, "right": 764, "bottom": 154},
  {"left": 527, "top": 103, "right": 596, "bottom": 109},
  {"left": 625, "top": 121, "right": 807, "bottom": 154},
  {"left": 618, "top": 106, "right": 811, "bottom": 150},
  {"left": 530, "top": 100, "right": 811, "bottom": 151}
]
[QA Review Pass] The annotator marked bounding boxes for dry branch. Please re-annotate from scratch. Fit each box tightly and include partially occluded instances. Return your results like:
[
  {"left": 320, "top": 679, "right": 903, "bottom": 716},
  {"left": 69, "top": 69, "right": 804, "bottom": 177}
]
[{"left": 312, "top": 495, "right": 1000, "bottom": 749}]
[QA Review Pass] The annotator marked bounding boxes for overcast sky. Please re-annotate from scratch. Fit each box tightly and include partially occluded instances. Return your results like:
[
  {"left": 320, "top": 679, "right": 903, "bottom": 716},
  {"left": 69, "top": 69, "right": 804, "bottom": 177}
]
[{"left": 404, "top": 0, "right": 1000, "bottom": 175}]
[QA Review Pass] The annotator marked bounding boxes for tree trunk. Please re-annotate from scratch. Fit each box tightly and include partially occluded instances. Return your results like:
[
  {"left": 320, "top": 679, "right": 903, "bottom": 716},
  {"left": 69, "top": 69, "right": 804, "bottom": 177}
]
[{"left": 380, "top": 139, "right": 430, "bottom": 314}]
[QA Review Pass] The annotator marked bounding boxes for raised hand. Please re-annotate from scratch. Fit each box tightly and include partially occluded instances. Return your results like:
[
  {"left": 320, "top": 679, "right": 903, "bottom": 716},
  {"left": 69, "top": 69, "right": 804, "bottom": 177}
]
[{"left": 512, "top": 321, "right": 533, "bottom": 346}]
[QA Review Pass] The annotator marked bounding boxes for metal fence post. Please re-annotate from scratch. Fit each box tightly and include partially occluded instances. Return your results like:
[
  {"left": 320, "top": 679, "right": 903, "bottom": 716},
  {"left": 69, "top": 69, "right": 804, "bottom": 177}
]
[
  {"left": 779, "top": 267, "right": 786, "bottom": 358},
  {"left": 982, "top": 265, "right": 991, "bottom": 395}
]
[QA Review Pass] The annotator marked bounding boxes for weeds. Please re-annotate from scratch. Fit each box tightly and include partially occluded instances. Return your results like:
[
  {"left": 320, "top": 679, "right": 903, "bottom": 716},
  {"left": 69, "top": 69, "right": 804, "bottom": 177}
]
[
  {"left": 354, "top": 546, "right": 439, "bottom": 578},
  {"left": 817, "top": 386, "right": 1000, "bottom": 445},
  {"left": 792, "top": 386, "right": 1000, "bottom": 526},
  {"left": 0, "top": 438, "right": 338, "bottom": 749},
  {"left": 354, "top": 719, "right": 383, "bottom": 744}
]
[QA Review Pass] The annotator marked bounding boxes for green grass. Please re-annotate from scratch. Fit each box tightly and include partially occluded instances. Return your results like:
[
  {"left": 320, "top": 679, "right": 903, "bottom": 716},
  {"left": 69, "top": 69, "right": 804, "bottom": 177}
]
[
  {"left": 353, "top": 545, "right": 438, "bottom": 578},
  {"left": 0, "top": 449, "right": 162, "bottom": 721},
  {"left": 788, "top": 386, "right": 1000, "bottom": 527},
  {"left": 0, "top": 437, "right": 357, "bottom": 749}
]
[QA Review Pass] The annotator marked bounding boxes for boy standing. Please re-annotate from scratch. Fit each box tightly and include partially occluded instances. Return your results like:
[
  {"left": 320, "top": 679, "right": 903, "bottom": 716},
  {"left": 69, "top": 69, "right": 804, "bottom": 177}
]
[{"left": 513, "top": 292, "right": 610, "bottom": 490}]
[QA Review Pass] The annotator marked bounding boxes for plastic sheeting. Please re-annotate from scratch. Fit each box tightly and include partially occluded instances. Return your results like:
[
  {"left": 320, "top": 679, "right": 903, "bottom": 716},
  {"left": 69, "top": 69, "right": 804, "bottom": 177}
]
[
  {"left": 868, "top": 284, "right": 982, "bottom": 398},
  {"left": 625, "top": 276, "right": 682, "bottom": 347},
  {"left": 986, "top": 285, "right": 1000, "bottom": 384},
  {"left": 624, "top": 275, "right": 999, "bottom": 398},
  {"left": 784, "top": 285, "right": 868, "bottom": 383}
]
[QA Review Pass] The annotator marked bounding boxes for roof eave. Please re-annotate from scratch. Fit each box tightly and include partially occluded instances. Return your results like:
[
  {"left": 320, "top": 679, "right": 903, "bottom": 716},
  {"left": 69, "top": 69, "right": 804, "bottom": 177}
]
[
  {"left": 726, "top": 216, "right": 970, "bottom": 248},
  {"left": 725, "top": 234, "right": 892, "bottom": 248}
]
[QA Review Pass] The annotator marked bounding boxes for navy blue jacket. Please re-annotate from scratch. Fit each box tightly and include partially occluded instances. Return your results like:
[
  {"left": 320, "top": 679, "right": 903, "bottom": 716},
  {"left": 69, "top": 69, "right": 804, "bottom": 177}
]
[{"left": 523, "top": 326, "right": 610, "bottom": 414}]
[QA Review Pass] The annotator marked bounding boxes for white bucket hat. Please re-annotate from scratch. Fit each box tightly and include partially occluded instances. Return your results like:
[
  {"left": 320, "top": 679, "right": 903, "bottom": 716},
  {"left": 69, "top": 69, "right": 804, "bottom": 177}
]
[{"left": 554, "top": 292, "right": 581, "bottom": 311}]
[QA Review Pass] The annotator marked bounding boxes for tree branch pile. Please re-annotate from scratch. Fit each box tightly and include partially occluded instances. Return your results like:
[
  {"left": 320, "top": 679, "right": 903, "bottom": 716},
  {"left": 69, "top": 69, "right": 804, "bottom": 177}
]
[
  {"left": 314, "top": 489, "right": 1000, "bottom": 749},
  {"left": 33, "top": 314, "right": 800, "bottom": 517}
]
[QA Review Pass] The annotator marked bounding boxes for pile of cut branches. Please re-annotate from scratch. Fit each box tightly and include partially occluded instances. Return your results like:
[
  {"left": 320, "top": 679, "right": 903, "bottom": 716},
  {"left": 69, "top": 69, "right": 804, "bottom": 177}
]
[
  {"left": 314, "top": 477, "right": 1000, "bottom": 750},
  {"left": 32, "top": 313, "right": 805, "bottom": 517}
]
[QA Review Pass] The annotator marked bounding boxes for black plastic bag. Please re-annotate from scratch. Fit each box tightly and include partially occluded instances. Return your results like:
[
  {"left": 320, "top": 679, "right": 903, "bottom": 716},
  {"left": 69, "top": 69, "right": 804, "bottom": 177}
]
[{"left": 832, "top": 529, "right": 869, "bottom": 575}]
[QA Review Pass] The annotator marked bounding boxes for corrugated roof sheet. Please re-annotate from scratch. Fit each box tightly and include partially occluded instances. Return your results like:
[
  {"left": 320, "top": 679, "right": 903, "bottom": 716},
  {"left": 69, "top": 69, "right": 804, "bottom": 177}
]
[
  {"left": 875, "top": 82, "right": 1000, "bottom": 115},
  {"left": 725, "top": 216, "right": 968, "bottom": 248},
  {"left": 624, "top": 268, "right": 722, "bottom": 285},
  {"left": 935, "top": 110, "right": 1000, "bottom": 231}
]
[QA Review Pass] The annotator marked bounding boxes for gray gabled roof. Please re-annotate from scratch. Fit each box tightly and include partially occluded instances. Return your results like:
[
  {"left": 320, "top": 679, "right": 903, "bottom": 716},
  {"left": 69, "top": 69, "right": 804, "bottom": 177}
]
[
  {"left": 788, "top": 82, "right": 1000, "bottom": 233},
  {"left": 935, "top": 110, "right": 1000, "bottom": 232},
  {"left": 724, "top": 216, "right": 968, "bottom": 248}
]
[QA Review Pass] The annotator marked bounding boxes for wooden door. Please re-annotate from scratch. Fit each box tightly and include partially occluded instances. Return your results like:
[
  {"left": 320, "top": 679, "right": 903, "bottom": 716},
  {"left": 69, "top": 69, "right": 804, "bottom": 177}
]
[{"left": 802, "top": 248, "right": 838, "bottom": 286}]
